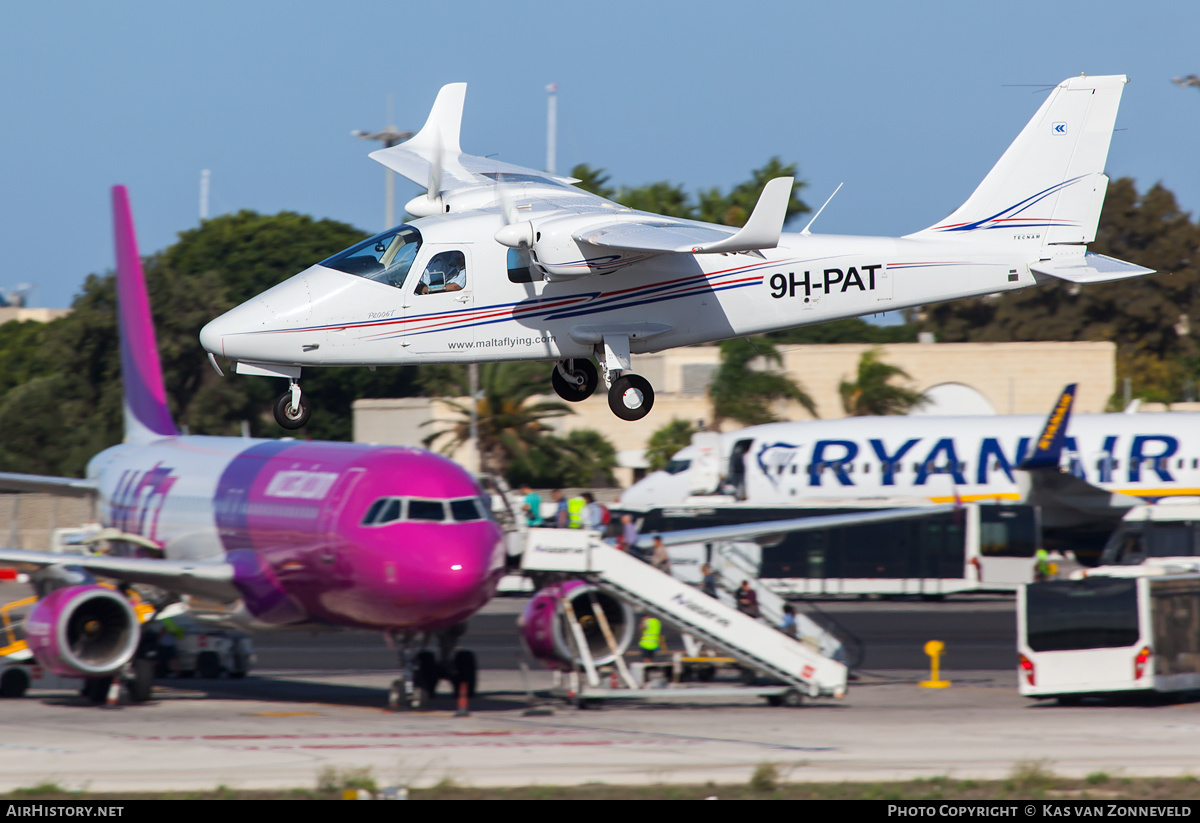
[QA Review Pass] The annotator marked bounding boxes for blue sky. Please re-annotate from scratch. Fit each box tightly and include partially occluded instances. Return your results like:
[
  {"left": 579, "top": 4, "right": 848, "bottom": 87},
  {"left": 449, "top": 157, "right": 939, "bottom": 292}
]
[{"left": 3, "top": 1, "right": 1199, "bottom": 308}]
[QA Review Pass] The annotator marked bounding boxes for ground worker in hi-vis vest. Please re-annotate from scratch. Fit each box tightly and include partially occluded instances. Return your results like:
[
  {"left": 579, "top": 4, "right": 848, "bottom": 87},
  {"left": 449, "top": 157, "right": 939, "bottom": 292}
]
[
  {"left": 639, "top": 616, "right": 662, "bottom": 662},
  {"left": 566, "top": 494, "right": 586, "bottom": 528}
]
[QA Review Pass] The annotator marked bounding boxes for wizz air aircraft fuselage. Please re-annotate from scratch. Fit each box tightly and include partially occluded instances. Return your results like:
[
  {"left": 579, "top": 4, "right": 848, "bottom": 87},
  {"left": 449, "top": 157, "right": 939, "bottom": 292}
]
[{"left": 88, "top": 436, "right": 504, "bottom": 631}]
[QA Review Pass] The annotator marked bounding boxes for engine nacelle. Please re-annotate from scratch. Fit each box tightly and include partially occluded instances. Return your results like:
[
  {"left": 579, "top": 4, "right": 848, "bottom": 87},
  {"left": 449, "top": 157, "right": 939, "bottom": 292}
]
[
  {"left": 24, "top": 585, "right": 141, "bottom": 677},
  {"left": 518, "top": 580, "right": 635, "bottom": 670}
]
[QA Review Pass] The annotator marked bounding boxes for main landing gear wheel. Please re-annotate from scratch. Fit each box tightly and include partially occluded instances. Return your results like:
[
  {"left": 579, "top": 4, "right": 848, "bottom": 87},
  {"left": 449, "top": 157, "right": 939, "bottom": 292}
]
[
  {"left": 273, "top": 392, "right": 311, "bottom": 429},
  {"left": 551, "top": 359, "right": 598, "bottom": 402},
  {"left": 607, "top": 374, "right": 654, "bottom": 421}
]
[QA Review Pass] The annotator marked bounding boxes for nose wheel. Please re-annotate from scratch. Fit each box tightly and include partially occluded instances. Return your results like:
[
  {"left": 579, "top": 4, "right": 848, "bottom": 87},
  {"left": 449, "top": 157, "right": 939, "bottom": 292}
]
[
  {"left": 607, "top": 373, "right": 654, "bottom": 421},
  {"left": 273, "top": 381, "right": 311, "bottom": 429},
  {"left": 550, "top": 359, "right": 598, "bottom": 402}
]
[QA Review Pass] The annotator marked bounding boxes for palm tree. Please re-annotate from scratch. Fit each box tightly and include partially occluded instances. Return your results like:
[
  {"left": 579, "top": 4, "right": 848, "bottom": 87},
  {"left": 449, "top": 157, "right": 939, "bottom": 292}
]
[
  {"left": 422, "top": 361, "right": 579, "bottom": 478},
  {"left": 839, "top": 348, "right": 929, "bottom": 416},
  {"left": 708, "top": 337, "right": 817, "bottom": 429}
]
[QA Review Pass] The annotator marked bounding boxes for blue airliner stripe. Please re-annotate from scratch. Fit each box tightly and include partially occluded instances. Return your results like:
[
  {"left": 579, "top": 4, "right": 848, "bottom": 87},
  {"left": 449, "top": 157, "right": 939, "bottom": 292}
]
[{"left": 934, "top": 175, "right": 1088, "bottom": 232}]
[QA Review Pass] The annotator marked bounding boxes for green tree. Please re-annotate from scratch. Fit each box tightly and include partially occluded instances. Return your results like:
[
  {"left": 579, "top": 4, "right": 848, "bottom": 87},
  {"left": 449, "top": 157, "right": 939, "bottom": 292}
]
[
  {"left": 421, "top": 361, "right": 578, "bottom": 480},
  {"left": 698, "top": 157, "right": 809, "bottom": 227},
  {"left": 838, "top": 348, "right": 928, "bottom": 416},
  {"left": 569, "top": 163, "right": 616, "bottom": 200},
  {"left": 645, "top": 419, "right": 698, "bottom": 472},
  {"left": 920, "top": 178, "right": 1200, "bottom": 402},
  {"left": 617, "top": 180, "right": 695, "bottom": 219},
  {"left": 510, "top": 429, "right": 618, "bottom": 488},
  {"left": 708, "top": 337, "right": 816, "bottom": 428}
]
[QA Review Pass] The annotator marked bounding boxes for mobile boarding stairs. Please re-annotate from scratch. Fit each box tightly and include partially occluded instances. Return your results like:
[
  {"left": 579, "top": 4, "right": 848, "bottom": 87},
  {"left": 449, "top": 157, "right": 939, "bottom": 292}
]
[{"left": 521, "top": 528, "right": 848, "bottom": 703}]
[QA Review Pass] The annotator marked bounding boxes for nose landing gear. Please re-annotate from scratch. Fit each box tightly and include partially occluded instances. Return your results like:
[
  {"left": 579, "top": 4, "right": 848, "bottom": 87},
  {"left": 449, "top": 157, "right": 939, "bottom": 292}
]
[{"left": 273, "top": 380, "right": 311, "bottom": 429}]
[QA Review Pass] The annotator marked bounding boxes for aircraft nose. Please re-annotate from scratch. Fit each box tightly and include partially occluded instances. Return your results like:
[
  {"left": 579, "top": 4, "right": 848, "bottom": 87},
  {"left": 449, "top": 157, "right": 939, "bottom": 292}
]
[{"left": 199, "top": 271, "right": 317, "bottom": 361}]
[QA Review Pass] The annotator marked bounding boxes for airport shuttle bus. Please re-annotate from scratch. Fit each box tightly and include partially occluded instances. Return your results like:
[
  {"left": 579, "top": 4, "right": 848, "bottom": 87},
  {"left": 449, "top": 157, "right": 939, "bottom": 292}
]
[
  {"left": 1017, "top": 574, "right": 1200, "bottom": 701},
  {"left": 628, "top": 502, "right": 1038, "bottom": 597}
]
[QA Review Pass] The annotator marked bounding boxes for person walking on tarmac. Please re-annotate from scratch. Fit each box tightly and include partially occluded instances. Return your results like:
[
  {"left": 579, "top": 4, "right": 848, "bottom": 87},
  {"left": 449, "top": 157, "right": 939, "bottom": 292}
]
[
  {"left": 638, "top": 615, "right": 663, "bottom": 662},
  {"left": 566, "top": 492, "right": 587, "bottom": 529},
  {"left": 1034, "top": 548, "right": 1054, "bottom": 582}
]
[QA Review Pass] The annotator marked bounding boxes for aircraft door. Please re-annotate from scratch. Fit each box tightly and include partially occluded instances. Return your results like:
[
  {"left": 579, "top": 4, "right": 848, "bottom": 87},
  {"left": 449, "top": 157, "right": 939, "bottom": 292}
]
[{"left": 406, "top": 247, "right": 474, "bottom": 355}]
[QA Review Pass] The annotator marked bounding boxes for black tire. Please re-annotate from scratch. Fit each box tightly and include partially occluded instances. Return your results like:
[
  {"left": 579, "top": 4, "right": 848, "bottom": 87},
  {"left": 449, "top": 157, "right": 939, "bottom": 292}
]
[
  {"left": 766, "top": 695, "right": 782, "bottom": 707},
  {"left": 739, "top": 667, "right": 758, "bottom": 686},
  {"left": 414, "top": 650, "right": 439, "bottom": 696},
  {"left": 551, "top": 359, "right": 598, "bottom": 402},
  {"left": 82, "top": 677, "right": 110, "bottom": 704},
  {"left": 607, "top": 373, "right": 655, "bottom": 421},
  {"left": 196, "top": 651, "right": 221, "bottom": 680},
  {"left": 0, "top": 667, "right": 30, "bottom": 698},
  {"left": 129, "top": 659, "right": 154, "bottom": 703},
  {"left": 781, "top": 689, "right": 803, "bottom": 708},
  {"left": 451, "top": 649, "right": 478, "bottom": 698},
  {"left": 273, "top": 392, "right": 311, "bottom": 429}
]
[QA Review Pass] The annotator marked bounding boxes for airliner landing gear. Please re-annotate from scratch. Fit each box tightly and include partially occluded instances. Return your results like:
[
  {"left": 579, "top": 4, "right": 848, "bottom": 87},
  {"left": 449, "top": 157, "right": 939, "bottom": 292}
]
[
  {"left": 273, "top": 380, "right": 310, "bottom": 430},
  {"left": 550, "top": 359, "right": 598, "bottom": 402},
  {"left": 608, "top": 373, "right": 654, "bottom": 421},
  {"left": 387, "top": 625, "right": 477, "bottom": 711}
]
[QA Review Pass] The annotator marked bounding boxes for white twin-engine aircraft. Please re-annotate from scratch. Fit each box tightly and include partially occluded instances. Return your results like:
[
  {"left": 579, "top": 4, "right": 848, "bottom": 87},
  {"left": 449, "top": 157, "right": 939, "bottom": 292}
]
[{"left": 200, "top": 76, "right": 1152, "bottom": 429}]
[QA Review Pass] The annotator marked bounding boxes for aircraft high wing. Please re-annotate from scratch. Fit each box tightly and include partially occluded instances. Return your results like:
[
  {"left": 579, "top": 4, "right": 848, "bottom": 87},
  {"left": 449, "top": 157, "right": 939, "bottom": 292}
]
[{"left": 201, "top": 76, "right": 1155, "bottom": 429}]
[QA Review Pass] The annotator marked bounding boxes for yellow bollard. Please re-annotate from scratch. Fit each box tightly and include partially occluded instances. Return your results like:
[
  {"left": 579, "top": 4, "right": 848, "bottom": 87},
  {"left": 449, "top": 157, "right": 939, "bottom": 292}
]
[{"left": 919, "top": 640, "right": 951, "bottom": 688}]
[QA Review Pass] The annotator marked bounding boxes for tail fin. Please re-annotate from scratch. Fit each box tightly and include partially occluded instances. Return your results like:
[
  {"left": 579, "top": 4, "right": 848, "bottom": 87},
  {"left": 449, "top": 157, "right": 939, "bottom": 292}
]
[
  {"left": 910, "top": 75, "right": 1127, "bottom": 245},
  {"left": 1019, "top": 384, "right": 1076, "bottom": 470},
  {"left": 112, "top": 185, "right": 179, "bottom": 442}
]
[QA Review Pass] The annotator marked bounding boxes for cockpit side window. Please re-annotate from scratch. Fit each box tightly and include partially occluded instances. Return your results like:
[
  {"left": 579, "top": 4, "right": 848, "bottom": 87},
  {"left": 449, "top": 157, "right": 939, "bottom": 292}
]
[
  {"left": 321, "top": 225, "right": 422, "bottom": 289},
  {"left": 378, "top": 498, "right": 403, "bottom": 525},
  {"left": 415, "top": 250, "right": 467, "bottom": 295},
  {"left": 361, "top": 498, "right": 387, "bottom": 526}
]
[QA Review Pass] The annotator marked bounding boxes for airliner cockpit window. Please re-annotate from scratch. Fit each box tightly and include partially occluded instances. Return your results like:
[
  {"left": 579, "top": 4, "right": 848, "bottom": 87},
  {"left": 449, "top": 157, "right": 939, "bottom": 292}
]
[
  {"left": 408, "top": 499, "right": 446, "bottom": 521},
  {"left": 450, "top": 499, "right": 483, "bottom": 521},
  {"left": 321, "top": 225, "right": 422, "bottom": 289}
]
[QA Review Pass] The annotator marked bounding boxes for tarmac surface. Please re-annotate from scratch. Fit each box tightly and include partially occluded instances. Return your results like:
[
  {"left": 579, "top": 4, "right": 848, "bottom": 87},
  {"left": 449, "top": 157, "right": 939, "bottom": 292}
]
[
  {"left": 3, "top": 667, "right": 1200, "bottom": 792},
  {"left": 7, "top": 585, "right": 1197, "bottom": 792}
]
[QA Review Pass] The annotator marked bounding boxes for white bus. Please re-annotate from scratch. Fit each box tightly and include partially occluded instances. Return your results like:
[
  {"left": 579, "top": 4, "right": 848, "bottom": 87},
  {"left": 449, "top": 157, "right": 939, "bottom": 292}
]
[
  {"left": 625, "top": 502, "right": 1039, "bottom": 597},
  {"left": 1017, "top": 573, "right": 1200, "bottom": 702}
]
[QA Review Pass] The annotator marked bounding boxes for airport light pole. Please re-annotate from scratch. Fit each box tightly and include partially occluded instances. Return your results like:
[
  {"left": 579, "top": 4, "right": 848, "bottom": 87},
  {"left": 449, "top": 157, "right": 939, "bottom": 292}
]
[
  {"left": 546, "top": 83, "right": 557, "bottom": 174},
  {"left": 352, "top": 123, "right": 413, "bottom": 229}
]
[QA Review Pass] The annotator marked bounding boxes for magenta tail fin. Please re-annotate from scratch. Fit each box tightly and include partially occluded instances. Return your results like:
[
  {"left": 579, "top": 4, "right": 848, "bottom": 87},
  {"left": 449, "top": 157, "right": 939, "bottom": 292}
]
[{"left": 112, "top": 185, "right": 179, "bottom": 441}]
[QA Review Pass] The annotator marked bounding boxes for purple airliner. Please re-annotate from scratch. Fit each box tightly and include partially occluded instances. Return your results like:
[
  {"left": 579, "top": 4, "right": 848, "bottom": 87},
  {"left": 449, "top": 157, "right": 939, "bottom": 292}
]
[{"left": 0, "top": 187, "right": 505, "bottom": 709}]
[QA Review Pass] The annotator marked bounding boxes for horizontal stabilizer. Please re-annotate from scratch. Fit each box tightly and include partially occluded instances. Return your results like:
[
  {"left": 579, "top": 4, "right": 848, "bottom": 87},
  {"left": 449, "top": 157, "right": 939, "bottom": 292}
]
[
  {"left": 1030, "top": 252, "right": 1155, "bottom": 284},
  {"left": 579, "top": 177, "right": 793, "bottom": 255}
]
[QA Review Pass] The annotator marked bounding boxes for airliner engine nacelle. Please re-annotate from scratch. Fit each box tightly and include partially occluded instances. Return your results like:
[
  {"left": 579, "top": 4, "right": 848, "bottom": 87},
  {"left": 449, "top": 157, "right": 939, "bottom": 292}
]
[
  {"left": 24, "top": 585, "right": 141, "bottom": 677},
  {"left": 518, "top": 580, "right": 635, "bottom": 670}
]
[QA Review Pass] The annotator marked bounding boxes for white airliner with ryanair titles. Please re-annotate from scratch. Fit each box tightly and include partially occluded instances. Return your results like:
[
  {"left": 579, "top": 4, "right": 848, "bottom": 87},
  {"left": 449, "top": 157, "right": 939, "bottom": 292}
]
[
  {"left": 621, "top": 385, "right": 1200, "bottom": 561},
  {"left": 200, "top": 75, "right": 1153, "bottom": 429}
]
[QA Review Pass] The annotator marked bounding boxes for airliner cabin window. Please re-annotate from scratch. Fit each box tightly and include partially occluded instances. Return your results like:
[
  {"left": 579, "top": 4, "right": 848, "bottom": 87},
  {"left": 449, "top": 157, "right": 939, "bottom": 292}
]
[
  {"left": 416, "top": 251, "right": 467, "bottom": 295},
  {"left": 321, "top": 225, "right": 422, "bottom": 289}
]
